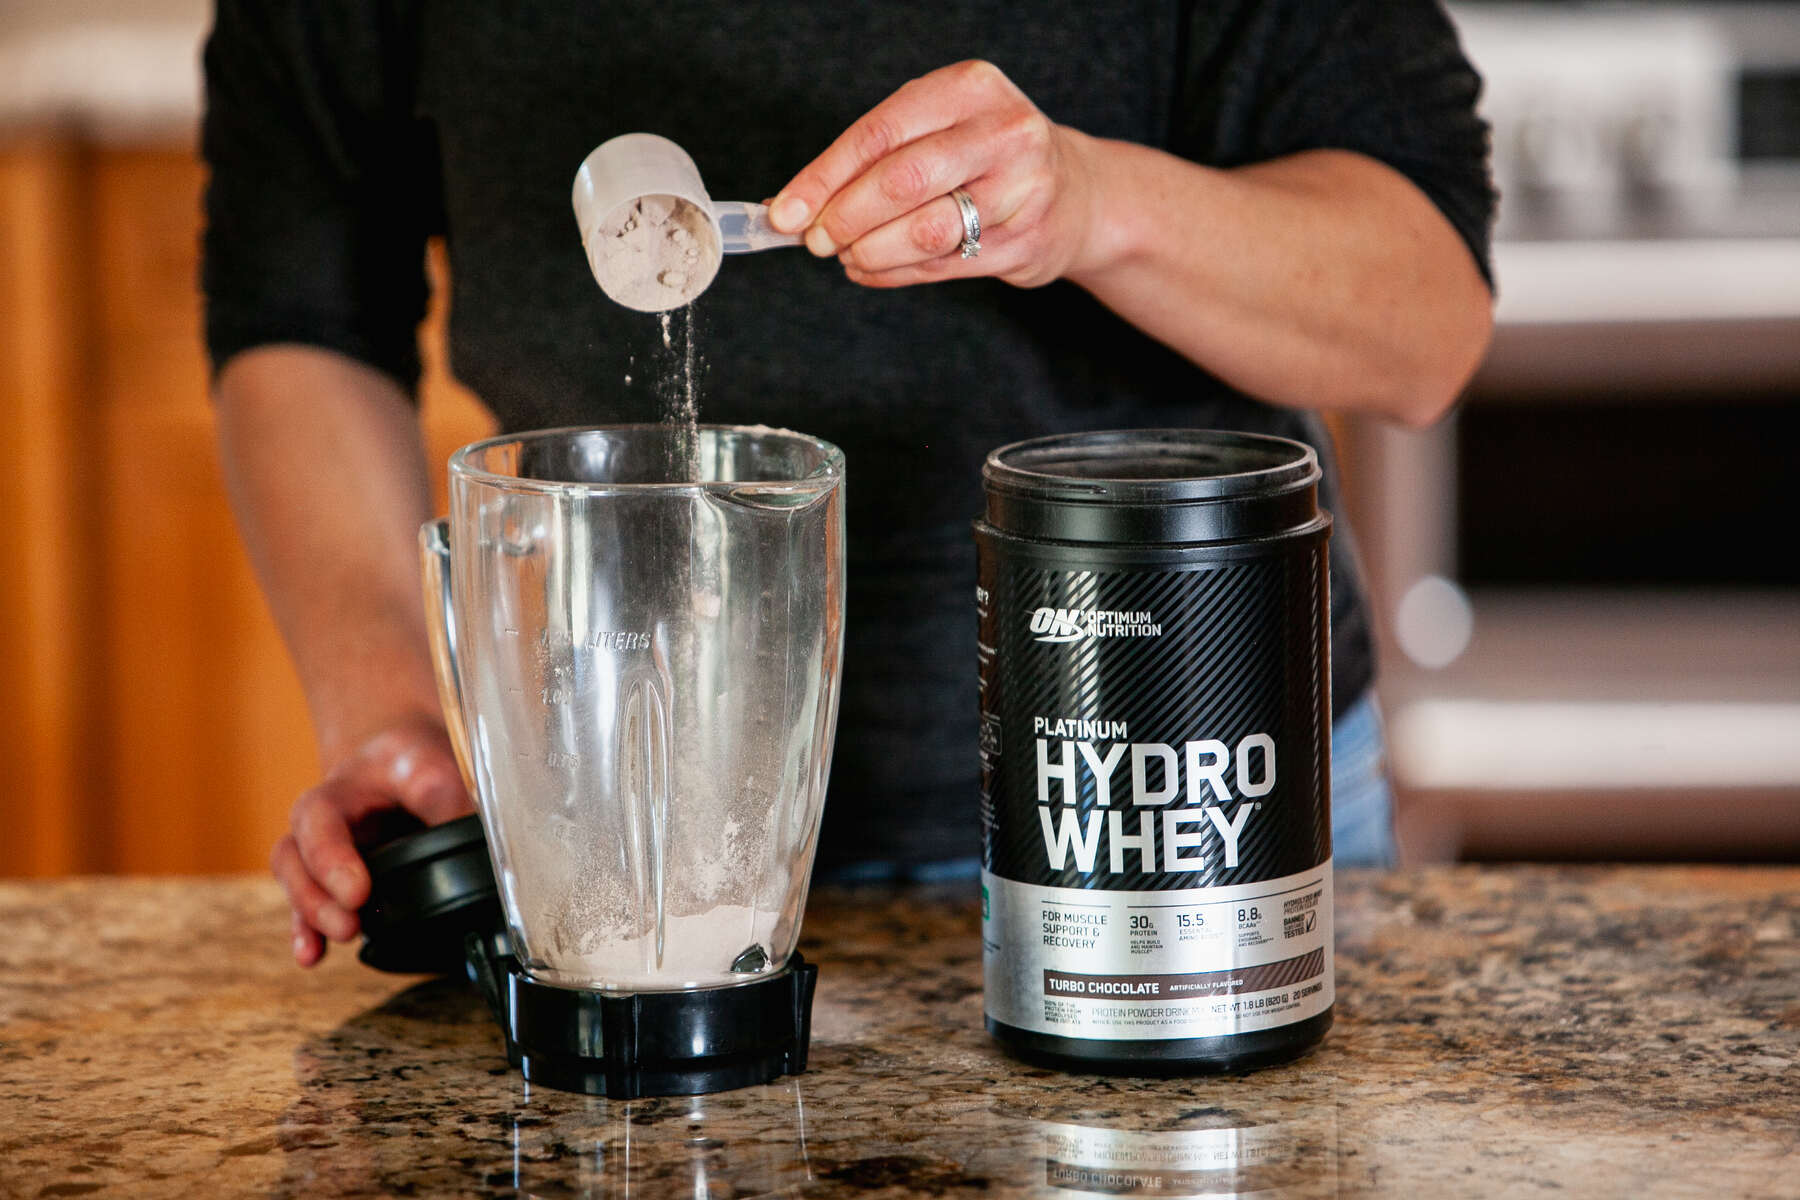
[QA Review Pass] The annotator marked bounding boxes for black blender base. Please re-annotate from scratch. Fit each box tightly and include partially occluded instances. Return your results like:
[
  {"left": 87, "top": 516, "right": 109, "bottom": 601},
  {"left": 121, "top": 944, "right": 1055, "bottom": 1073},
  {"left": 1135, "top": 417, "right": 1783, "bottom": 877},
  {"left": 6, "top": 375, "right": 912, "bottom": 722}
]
[{"left": 466, "top": 933, "right": 818, "bottom": 1098}]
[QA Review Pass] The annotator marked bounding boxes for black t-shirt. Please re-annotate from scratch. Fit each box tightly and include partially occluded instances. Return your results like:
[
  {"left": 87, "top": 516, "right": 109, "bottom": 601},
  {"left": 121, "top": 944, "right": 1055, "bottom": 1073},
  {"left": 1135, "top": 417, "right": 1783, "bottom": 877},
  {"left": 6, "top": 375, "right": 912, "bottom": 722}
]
[{"left": 202, "top": 0, "right": 1493, "bottom": 870}]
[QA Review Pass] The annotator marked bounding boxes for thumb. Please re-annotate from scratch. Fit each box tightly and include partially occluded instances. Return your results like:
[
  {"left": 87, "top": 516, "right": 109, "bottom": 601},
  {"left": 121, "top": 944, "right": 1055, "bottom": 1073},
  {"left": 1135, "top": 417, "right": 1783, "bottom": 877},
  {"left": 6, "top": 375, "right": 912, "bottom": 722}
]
[{"left": 365, "top": 722, "right": 476, "bottom": 826}]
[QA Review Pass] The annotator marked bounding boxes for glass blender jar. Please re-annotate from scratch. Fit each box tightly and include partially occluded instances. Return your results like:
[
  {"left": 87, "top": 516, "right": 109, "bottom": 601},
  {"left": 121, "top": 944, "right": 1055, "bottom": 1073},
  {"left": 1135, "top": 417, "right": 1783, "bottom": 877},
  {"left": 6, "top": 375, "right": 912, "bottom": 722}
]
[{"left": 416, "top": 424, "right": 844, "bottom": 1096}]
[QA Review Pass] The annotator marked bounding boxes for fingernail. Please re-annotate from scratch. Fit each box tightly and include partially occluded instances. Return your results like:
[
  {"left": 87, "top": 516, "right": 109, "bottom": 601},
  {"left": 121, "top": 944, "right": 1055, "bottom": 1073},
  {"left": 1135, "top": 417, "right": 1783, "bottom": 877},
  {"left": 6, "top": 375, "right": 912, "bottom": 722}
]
[
  {"left": 293, "top": 934, "right": 308, "bottom": 961},
  {"left": 769, "top": 195, "right": 809, "bottom": 232},
  {"left": 805, "top": 225, "right": 839, "bottom": 257}
]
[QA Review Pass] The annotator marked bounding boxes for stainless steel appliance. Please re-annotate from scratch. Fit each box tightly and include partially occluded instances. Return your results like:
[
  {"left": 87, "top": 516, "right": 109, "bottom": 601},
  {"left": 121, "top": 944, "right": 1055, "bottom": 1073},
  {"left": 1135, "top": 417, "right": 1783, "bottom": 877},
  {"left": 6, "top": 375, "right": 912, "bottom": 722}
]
[{"left": 1340, "top": 3, "right": 1800, "bottom": 860}]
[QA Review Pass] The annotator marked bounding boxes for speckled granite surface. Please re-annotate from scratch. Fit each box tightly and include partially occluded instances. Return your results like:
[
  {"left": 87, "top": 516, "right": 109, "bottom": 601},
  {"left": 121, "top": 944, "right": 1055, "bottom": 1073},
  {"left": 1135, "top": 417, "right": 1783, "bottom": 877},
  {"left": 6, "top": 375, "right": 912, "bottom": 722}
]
[{"left": 2, "top": 868, "right": 1796, "bottom": 1198}]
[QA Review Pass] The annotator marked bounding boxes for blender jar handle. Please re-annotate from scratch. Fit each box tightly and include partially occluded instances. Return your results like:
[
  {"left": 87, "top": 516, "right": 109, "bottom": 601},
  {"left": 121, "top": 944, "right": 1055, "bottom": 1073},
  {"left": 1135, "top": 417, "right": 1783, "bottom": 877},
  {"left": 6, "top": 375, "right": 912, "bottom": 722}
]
[{"left": 420, "top": 518, "right": 478, "bottom": 797}]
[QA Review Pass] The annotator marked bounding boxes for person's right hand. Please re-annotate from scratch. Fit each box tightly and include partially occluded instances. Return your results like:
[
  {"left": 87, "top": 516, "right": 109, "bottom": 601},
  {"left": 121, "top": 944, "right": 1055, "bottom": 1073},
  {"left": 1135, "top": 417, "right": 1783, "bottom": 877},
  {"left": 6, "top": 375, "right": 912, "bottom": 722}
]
[{"left": 270, "top": 713, "right": 474, "bottom": 966}]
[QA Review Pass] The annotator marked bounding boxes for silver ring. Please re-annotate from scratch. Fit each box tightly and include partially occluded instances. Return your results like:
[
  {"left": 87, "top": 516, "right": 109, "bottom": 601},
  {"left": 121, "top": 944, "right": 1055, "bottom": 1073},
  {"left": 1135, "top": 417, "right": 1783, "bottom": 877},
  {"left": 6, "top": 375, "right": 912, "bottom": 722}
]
[{"left": 951, "top": 188, "right": 981, "bottom": 259}]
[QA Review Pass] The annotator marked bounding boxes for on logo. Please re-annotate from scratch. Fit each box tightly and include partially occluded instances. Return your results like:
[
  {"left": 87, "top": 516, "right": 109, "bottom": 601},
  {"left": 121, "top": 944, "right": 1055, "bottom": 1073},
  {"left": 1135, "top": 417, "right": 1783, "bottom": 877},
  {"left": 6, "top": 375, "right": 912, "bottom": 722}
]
[{"left": 1029, "top": 607, "right": 1088, "bottom": 644}]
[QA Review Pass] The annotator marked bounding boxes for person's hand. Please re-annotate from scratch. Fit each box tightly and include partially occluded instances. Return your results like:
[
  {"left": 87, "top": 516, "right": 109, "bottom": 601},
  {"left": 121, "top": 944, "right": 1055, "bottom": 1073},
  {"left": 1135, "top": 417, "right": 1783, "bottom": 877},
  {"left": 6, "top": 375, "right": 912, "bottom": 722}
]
[
  {"left": 768, "top": 60, "right": 1105, "bottom": 290},
  {"left": 270, "top": 714, "right": 473, "bottom": 966}
]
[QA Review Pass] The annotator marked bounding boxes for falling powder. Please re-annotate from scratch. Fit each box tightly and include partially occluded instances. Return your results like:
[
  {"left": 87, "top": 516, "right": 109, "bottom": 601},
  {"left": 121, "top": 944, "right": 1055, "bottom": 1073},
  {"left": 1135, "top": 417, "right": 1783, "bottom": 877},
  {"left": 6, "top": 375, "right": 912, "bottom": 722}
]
[
  {"left": 530, "top": 182, "right": 799, "bottom": 996},
  {"left": 658, "top": 307, "right": 702, "bottom": 480}
]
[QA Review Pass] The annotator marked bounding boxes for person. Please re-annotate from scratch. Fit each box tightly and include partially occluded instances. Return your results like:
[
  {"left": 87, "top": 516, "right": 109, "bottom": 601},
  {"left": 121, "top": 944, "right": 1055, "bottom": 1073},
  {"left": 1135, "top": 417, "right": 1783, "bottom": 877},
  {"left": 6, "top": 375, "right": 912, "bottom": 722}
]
[{"left": 201, "top": 2, "right": 1494, "bottom": 966}]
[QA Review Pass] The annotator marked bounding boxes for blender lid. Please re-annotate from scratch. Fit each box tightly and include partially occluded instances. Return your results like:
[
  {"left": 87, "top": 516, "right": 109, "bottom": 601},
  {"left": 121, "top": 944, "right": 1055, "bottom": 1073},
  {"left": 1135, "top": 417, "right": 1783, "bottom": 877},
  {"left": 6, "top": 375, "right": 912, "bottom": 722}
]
[{"left": 357, "top": 813, "right": 503, "bottom": 974}]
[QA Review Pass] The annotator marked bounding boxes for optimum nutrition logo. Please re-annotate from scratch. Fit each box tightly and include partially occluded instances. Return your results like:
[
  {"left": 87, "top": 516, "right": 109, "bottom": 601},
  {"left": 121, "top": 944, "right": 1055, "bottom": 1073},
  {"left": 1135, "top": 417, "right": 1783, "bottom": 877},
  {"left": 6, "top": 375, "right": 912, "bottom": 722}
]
[{"left": 1028, "top": 607, "right": 1163, "bottom": 644}]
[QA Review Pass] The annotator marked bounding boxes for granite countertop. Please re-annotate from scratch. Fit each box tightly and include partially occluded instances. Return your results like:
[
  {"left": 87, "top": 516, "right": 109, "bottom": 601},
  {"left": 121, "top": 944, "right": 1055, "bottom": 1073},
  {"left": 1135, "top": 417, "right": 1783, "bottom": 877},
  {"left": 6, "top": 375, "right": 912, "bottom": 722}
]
[{"left": 2, "top": 867, "right": 1796, "bottom": 1198}]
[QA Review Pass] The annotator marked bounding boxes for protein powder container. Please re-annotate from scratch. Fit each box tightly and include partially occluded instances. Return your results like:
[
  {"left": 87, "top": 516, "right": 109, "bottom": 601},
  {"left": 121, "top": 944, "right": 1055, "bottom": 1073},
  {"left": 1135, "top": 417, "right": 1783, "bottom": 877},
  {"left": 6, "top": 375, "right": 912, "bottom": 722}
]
[{"left": 975, "top": 429, "right": 1333, "bottom": 1073}]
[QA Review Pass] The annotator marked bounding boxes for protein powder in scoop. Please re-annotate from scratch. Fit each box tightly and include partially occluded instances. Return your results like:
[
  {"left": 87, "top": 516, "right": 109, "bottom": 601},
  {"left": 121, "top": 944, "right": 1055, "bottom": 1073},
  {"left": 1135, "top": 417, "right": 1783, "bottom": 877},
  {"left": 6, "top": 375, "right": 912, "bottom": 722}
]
[{"left": 975, "top": 429, "right": 1334, "bottom": 1072}]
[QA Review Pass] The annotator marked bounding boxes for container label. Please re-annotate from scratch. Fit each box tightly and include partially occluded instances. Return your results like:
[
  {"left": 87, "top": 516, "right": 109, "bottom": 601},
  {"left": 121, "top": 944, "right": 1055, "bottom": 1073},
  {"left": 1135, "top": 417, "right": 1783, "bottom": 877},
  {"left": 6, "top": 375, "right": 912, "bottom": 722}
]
[
  {"left": 981, "top": 868, "right": 1332, "bottom": 1039},
  {"left": 977, "top": 552, "right": 1332, "bottom": 1041}
]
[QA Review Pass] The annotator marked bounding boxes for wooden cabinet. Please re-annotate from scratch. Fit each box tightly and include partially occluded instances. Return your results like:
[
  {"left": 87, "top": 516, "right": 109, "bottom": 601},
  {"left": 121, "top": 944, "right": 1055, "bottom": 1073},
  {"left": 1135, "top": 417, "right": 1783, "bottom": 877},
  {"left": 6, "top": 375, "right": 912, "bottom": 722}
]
[{"left": 0, "top": 138, "right": 493, "bottom": 877}]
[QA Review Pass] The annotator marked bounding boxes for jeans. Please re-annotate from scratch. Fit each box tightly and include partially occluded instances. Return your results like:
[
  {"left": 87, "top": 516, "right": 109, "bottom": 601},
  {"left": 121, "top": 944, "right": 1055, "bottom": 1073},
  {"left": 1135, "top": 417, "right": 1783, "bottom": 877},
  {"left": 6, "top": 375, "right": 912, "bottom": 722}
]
[
  {"left": 820, "top": 689, "right": 1396, "bottom": 884},
  {"left": 1327, "top": 691, "right": 1398, "bottom": 867}
]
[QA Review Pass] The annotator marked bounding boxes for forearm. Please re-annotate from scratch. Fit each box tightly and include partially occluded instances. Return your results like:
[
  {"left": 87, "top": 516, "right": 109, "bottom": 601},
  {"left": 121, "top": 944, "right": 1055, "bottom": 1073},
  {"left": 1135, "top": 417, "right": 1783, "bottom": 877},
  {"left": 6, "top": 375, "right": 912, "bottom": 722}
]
[
  {"left": 214, "top": 345, "right": 441, "bottom": 766},
  {"left": 1062, "top": 137, "right": 1493, "bottom": 426}
]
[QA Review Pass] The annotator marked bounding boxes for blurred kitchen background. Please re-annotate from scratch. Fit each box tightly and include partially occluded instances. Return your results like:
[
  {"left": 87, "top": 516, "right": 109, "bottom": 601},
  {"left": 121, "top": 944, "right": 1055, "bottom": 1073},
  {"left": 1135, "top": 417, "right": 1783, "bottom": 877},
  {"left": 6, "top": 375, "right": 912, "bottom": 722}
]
[{"left": 2, "top": 1, "right": 1795, "bottom": 877}]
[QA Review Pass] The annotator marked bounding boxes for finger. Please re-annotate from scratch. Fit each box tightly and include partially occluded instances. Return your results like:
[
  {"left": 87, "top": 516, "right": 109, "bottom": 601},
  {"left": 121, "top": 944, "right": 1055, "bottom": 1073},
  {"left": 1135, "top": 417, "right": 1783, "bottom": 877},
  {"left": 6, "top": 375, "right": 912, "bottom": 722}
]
[
  {"left": 272, "top": 834, "right": 359, "bottom": 947},
  {"left": 292, "top": 911, "right": 325, "bottom": 968},
  {"left": 368, "top": 729, "right": 473, "bottom": 826},
  {"left": 839, "top": 192, "right": 967, "bottom": 273},
  {"left": 843, "top": 222, "right": 1028, "bottom": 290},
  {"left": 770, "top": 60, "right": 1014, "bottom": 235},
  {"left": 843, "top": 258, "right": 969, "bottom": 290},
  {"left": 291, "top": 783, "right": 377, "bottom": 911},
  {"left": 813, "top": 123, "right": 1000, "bottom": 258}
]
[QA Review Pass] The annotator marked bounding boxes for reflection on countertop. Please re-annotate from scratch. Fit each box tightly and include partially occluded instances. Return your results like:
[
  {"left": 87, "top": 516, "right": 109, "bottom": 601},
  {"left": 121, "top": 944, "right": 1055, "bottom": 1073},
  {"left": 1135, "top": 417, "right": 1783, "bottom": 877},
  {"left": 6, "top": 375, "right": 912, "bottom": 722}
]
[{"left": 1, "top": 869, "right": 1795, "bottom": 1197}]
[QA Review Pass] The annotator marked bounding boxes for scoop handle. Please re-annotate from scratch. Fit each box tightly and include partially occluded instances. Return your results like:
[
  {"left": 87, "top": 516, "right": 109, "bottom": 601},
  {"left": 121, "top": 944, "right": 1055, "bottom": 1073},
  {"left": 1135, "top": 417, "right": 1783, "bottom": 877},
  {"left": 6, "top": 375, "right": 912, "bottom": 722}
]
[{"left": 714, "top": 201, "right": 805, "bottom": 254}]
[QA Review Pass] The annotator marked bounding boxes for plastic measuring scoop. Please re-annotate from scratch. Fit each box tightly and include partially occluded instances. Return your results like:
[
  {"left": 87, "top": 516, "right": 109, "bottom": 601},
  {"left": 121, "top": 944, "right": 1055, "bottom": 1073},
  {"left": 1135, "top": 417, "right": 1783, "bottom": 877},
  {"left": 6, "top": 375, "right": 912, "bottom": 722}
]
[
  {"left": 714, "top": 202, "right": 804, "bottom": 254},
  {"left": 573, "top": 133, "right": 803, "bottom": 311}
]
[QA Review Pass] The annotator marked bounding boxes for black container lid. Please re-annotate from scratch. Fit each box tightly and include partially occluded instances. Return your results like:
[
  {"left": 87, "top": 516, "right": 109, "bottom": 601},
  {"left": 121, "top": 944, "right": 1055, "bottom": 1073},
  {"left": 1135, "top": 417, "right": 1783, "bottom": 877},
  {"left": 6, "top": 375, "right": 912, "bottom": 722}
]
[
  {"left": 980, "top": 429, "right": 1324, "bottom": 545},
  {"left": 358, "top": 814, "right": 502, "bottom": 974},
  {"left": 465, "top": 932, "right": 818, "bottom": 1098}
]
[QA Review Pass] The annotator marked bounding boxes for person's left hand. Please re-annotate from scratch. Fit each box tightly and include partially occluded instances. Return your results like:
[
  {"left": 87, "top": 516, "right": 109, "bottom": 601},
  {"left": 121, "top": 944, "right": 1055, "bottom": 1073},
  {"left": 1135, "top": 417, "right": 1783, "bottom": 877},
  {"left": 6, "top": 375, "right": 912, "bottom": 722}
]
[{"left": 768, "top": 60, "right": 1104, "bottom": 290}]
